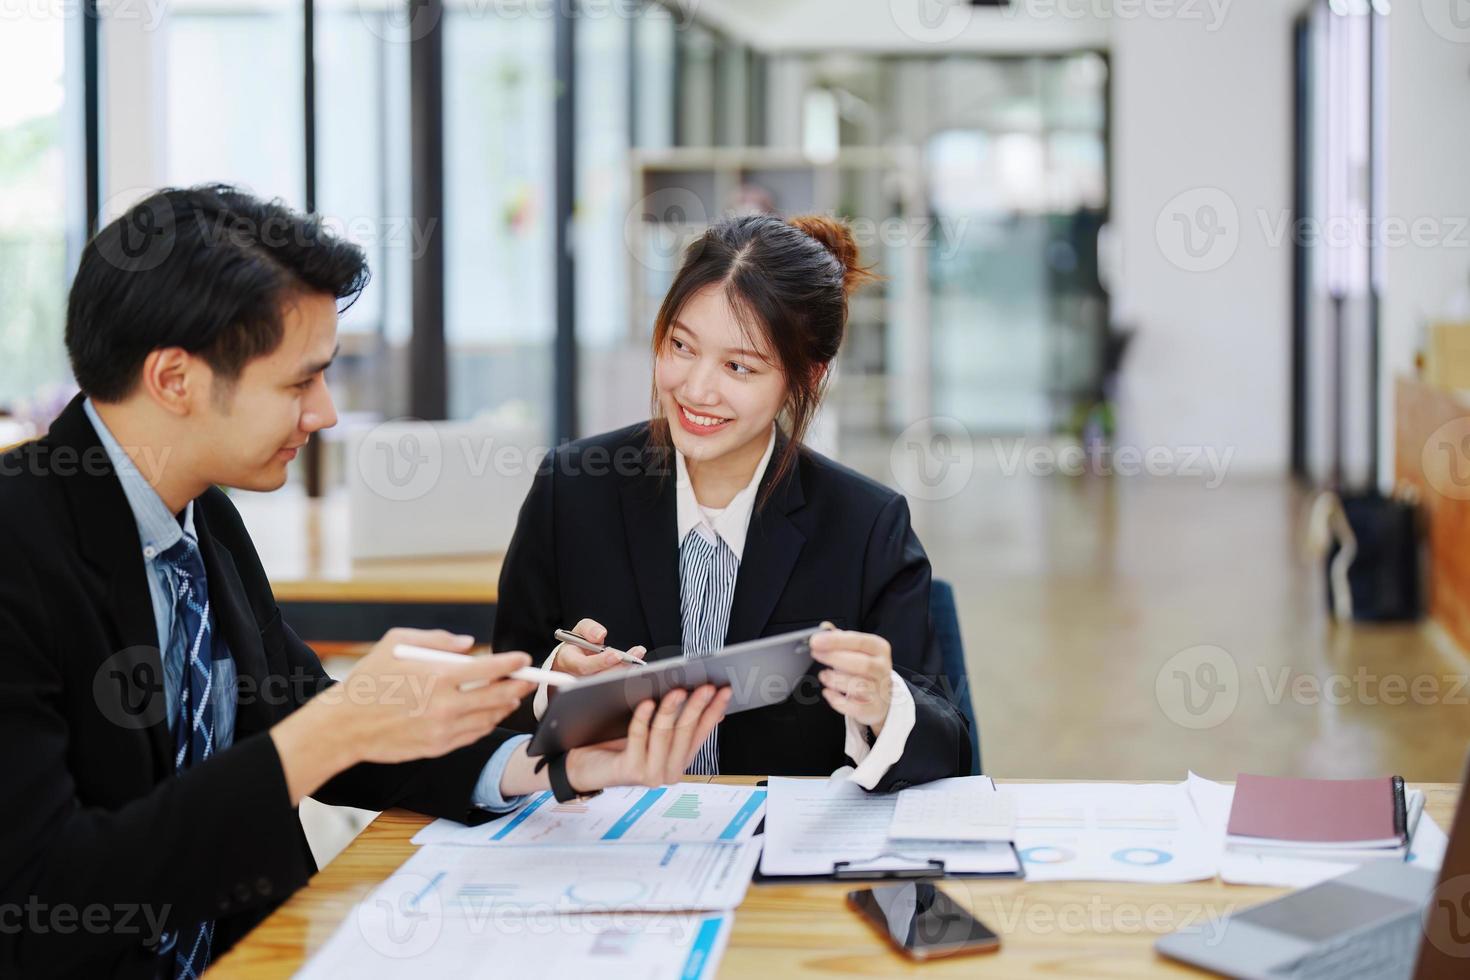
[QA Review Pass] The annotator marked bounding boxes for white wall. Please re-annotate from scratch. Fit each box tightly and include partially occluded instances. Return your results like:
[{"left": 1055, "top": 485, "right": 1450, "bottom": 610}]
[
  {"left": 1380, "top": 6, "right": 1470, "bottom": 487},
  {"left": 1109, "top": 1, "right": 1298, "bottom": 476}
]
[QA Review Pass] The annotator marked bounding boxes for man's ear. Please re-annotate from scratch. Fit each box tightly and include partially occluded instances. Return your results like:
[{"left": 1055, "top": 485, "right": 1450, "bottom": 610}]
[{"left": 139, "top": 347, "right": 198, "bottom": 416}]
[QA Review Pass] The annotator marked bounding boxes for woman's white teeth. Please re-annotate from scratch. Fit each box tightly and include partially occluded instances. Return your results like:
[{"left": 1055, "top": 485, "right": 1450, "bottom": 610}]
[{"left": 682, "top": 406, "right": 728, "bottom": 427}]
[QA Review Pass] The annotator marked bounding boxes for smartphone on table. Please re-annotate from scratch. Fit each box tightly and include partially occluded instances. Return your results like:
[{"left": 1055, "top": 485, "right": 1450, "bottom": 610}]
[{"left": 846, "top": 882, "right": 1000, "bottom": 961}]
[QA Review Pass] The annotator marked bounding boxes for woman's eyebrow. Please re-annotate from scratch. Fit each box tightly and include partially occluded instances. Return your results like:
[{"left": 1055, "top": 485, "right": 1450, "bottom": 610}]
[{"left": 672, "top": 319, "right": 770, "bottom": 363}]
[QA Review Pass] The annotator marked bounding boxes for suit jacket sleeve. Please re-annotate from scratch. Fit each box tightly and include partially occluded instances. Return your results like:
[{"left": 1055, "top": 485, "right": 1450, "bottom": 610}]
[
  {"left": 491, "top": 454, "right": 562, "bottom": 733},
  {"left": 859, "top": 494, "right": 972, "bottom": 791},
  {"left": 203, "top": 490, "right": 519, "bottom": 819}
]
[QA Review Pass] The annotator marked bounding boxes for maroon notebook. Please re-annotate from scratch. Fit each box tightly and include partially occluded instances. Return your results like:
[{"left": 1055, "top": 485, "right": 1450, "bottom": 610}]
[{"left": 1226, "top": 774, "right": 1407, "bottom": 846}]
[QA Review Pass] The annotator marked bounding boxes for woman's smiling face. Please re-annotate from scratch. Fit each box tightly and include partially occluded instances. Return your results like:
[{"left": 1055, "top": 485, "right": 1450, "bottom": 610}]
[{"left": 654, "top": 283, "right": 787, "bottom": 464}]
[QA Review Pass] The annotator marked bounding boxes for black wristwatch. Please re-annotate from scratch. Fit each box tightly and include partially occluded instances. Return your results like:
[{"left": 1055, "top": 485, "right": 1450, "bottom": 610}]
[{"left": 535, "top": 751, "right": 602, "bottom": 803}]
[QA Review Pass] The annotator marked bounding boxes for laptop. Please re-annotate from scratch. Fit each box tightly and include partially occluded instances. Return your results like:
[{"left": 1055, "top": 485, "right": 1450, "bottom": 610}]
[{"left": 1156, "top": 758, "right": 1470, "bottom": 979}]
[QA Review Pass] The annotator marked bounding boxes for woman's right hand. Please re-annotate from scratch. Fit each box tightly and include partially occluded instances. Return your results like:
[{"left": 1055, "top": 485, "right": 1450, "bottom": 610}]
[{"left": 551, "top": 617, "right": 647, "bottom": 678}]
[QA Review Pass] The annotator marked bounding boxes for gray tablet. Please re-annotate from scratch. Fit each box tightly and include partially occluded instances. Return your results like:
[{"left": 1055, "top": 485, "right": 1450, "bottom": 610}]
[{"left": 526, "top": 626, "right": 821, "bottom": 756}]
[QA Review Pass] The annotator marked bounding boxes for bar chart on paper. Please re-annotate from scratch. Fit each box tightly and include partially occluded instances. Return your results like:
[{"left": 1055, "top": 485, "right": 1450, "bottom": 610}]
[{"left": 412, "top": 782, "right": 768, "bottom": 847}]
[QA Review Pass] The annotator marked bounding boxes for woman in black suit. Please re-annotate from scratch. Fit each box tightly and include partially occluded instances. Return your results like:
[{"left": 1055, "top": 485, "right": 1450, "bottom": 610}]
[{"left": 494, "top": 213, "right": 970, "bottom": 792}]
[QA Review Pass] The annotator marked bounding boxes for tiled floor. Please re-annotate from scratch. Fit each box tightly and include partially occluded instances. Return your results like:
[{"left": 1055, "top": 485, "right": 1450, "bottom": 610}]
[{"left": 892, "top": 458, "right": 1470, "bottom": 784}]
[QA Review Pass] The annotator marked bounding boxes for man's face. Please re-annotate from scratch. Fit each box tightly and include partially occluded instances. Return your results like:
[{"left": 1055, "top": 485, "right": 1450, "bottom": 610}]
[{"left": 192, "top": 291, "right": 340, "bottom": 492}]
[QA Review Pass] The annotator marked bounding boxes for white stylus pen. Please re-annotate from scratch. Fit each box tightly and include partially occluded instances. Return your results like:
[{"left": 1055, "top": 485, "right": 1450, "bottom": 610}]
[{"left": 392, "top": 644, "right": 579, "bottom": 691}]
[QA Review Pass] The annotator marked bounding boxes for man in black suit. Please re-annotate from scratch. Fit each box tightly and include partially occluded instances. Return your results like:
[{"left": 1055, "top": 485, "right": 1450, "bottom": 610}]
[{"left": 0, "top": 186, "right": 727, "bottom": 978}]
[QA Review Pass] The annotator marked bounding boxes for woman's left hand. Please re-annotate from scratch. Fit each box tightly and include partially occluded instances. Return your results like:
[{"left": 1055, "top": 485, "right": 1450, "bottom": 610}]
[{"left": 810, "top": 627, "right": 893, "bottom": 735}]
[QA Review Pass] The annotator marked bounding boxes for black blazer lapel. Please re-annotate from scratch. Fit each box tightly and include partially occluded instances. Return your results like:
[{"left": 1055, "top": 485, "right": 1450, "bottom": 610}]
[
  {"left": 618, "top": 442, "right": 683, "bottom": 660},
  {"left": 49, "top": 395, "right": 174, "bottom": 778},
  {"left": 193, "top": 505, "right": 273, "bottom": 740},
  {"left": 725, "top": 446, "right": 806, "bottom": 644}
]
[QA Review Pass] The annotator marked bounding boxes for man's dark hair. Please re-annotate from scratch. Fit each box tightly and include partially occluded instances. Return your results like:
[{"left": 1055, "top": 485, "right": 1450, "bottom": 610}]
[{"left": 66, "top": 184, "right": 370, "bottom": 401}]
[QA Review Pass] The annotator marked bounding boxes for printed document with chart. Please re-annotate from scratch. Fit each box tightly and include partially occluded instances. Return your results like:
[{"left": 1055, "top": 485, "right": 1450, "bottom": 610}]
[
  {"left": 413, "top": 783, "right": 767, "bottom": 846},
  {"left": 1004, "top": 782, "right": 1218, "bottom": 882}
]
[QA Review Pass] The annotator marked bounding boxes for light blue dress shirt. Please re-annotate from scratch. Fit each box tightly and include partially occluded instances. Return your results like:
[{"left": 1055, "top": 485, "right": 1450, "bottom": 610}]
[
  {"left": 83, "top": 399, "right": 528, "bottom": 813},
  {"left": 84, "top": 399, "right": 238, "bottom": 749}
]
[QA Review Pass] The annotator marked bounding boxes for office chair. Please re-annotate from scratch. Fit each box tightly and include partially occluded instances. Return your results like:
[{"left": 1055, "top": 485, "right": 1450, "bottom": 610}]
[{"left": 929, "top": 578, "right": 981, "bottom": 775}]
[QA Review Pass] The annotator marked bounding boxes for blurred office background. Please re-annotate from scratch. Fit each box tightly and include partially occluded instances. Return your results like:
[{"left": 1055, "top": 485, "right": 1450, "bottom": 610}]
[{"left": 6, "top": 0, "right": 1470, "bottom": 839}]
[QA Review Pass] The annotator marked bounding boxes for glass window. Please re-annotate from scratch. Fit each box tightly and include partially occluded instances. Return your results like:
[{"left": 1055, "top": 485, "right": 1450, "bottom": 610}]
[
  {"left": 576, "top": 6, "right": 647, "bottom": 436},
  {"left": 163, "top": 0, "right": 305, "bottom": 205},
  {"left": 443, "top": 5, "right": 554, "bottom": 435},
  {"left": 316, "top": 0, "right": 412, "bottom": 421},
  {"left": 0, "top": 17, "right": 75, "bottom": 417}
]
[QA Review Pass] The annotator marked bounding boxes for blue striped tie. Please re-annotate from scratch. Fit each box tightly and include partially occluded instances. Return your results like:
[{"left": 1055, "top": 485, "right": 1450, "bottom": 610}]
[
  {"left": 159, "top": 537, "right": 216, "bottom": 979},
  {"left": 679, "top": 530, "right": 739, "bottom": 775}
]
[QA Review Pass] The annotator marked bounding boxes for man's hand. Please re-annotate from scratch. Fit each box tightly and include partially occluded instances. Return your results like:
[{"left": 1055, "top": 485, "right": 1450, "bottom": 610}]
[{"left": 272, "top": 628, "right": 535, "bottom": 804}]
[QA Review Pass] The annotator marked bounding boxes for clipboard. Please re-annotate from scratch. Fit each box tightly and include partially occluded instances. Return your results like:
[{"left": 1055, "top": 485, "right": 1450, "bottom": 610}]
[
  {"left": 746, "top": 781, "right": 1027, "bottom": 884},
  {"left": 751, "top": 846, "right": 1027, "bottom": 884},
  {"left": 527, "top": 628, "right": 820, "bottom": 756}
]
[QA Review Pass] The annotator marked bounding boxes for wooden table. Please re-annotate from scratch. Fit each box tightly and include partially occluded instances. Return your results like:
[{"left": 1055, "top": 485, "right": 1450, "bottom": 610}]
[
  {"left": 230, "top": 490, "right": 501, "bottom": 649},
  {"left": 209, "top": 778, "right": 1460, "bottom": 977}
]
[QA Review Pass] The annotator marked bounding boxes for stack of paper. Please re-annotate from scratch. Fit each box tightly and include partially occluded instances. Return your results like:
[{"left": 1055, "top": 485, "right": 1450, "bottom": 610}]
[
  {"left": 1185, "top": 772, "right": 1448, "bottom": 888},
  {"left": 760, "top": 774, "right": 1022, "bottom": 878},
  {"left": 888, "top": 776, "right": 1018, "bottom": 843},
  {"left": 299, "top": 906, "right": 733, "bottom": 980},
  {"left": 299, "top": 783, "right": 767, "bottom": 979},
  {"left": 1003, "top": 781, "right": 1220, "bottom": 883},
  {"left": 414, "top": 783, "right": 767, "bottom": 848}
]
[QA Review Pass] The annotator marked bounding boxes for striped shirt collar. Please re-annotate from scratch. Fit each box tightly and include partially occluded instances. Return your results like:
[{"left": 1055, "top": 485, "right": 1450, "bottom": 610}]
[
  {"left": 82, "top": 397, "right": 196, "bottom": 561},
  {"left": 674, "top": 426, "right": 776, "bottom": 563}
]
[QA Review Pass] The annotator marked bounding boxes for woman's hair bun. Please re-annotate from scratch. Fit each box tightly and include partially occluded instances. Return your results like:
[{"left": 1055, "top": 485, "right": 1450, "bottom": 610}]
[{"left": 787, "top": 214, "right": 879, "bottom": 298}]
